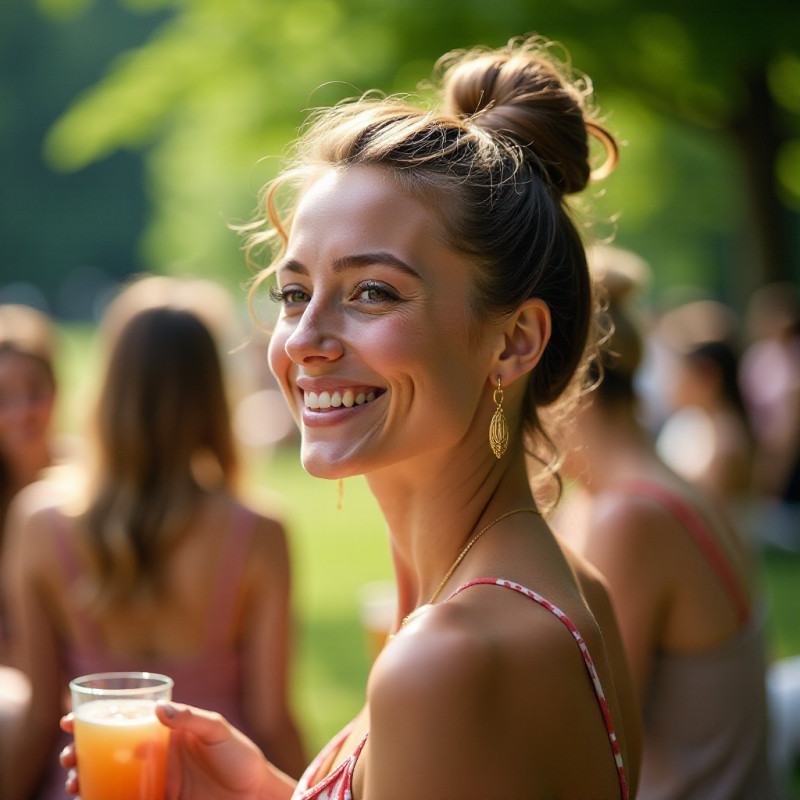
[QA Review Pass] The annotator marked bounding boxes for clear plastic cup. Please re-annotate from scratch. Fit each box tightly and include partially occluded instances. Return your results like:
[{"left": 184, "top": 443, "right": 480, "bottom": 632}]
[{"left": 69, "top": 671, "right": 173, "bottom": 800}]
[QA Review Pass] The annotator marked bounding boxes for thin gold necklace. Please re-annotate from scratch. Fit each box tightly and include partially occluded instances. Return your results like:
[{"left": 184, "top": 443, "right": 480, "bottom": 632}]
[
  {"left": 428, "top": 507, "right": 541, "bottom": 603},
  {"left": 397, "top": 507, "right": 541, "bottom": 633}
]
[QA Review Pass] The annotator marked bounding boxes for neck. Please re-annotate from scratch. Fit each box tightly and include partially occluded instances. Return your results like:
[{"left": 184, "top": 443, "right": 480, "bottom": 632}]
[
  {"left": 366, "top": 439, "right": 537, "bottom": 619},
  {"left": 4, "top": 440, "right": 52, "bottom": 492},
  {"left": 575, "top": 403, "right": 660, "bottom": 495}
]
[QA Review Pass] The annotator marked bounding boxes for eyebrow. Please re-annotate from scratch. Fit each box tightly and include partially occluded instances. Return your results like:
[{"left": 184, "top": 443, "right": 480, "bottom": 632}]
[{"left": 276, "top": 252, "right": 421, "bottom": 279}]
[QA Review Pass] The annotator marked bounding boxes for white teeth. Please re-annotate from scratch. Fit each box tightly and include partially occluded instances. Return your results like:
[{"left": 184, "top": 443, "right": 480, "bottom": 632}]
[{"left": 305, "top": 389, "right": 378, "bottom": 409}]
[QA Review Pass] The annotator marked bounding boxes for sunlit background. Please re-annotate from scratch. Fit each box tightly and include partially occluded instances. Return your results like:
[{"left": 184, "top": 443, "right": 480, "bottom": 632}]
[
  {"left": 2, "top": 0, "right": 800, "bottom": 775},
  {"left": 3, "top": 0, "right": 799, "bottom": 317}
]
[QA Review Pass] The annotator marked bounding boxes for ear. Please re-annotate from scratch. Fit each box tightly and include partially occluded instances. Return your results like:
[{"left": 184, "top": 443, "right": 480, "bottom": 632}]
[{"left": 493, "top": 299, "right": 551, "bottom": 386}]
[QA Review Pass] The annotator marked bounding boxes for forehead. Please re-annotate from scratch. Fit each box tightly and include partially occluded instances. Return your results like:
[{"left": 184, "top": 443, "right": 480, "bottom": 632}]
[{"left": 286, "top": 166, "right": 451, "bottom": 263}]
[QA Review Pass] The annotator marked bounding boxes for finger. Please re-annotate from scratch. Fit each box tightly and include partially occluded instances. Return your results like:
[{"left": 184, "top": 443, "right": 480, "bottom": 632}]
[
  {"left": 60, "top": 712, "right": 74, "bottom": 733},
  {"left": 59, "top": 743, "right": 77, "bottom": 769},
  {"left": 65, "top": 768, "right": 79, "bottom": 796},
  {"left": 155, "top": 701, "right": 230, "bottom": 745}
]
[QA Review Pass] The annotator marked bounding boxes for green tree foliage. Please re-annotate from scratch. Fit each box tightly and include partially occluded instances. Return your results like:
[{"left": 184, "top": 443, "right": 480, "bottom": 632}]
[{"left": 16, "top": 0, "right": 800, "bottom": 307}]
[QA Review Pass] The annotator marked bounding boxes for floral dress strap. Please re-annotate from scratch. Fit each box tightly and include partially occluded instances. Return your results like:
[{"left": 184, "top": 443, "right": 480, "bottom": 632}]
[
  {"left": 446, "top": 577, "right": 630, "bottom": 800},
  {"left": 292, "top": 722, "right": 368, "bottom": 800}
]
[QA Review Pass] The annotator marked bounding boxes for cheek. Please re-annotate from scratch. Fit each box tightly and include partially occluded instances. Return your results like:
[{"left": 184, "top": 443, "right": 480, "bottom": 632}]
[
  {"left": 267, "top": 327, "right": 302, "bottom": 417},
  {"left": 267, "top": 327, "right": 291, "bottom": 386}
]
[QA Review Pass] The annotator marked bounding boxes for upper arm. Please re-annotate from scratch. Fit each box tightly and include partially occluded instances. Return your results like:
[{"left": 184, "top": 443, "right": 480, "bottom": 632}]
[
  {"left": 582, "top": 496, "right": 673, "bottom": 697},
  {"left": 238, "top": 514, "right": 295, "bottom": 733},
  {"left": 2, "top": 492, "right": 64, "bottom": 723},
  {"left": 362, "top": 609, "right": 590, "bottom": 800},
  {"left": 364, "top": 627, "right": 514, "bottom": 799}
]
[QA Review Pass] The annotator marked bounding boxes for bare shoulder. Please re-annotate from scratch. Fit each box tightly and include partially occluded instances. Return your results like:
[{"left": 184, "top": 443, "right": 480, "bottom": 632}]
[
  {"left": 223, "top": 498, "right": 292, "bottom": 595},
  {"left": 5, "top": 481, "right": 68, "bottom": 552},
  {"left": 228, "top": 497, "right": 289, "bottom": 556},
  {"left": 363, "top": 589, "right": 621, "bottom": 798},
  {"left": 3, "top": 483, "right": 76, "bottom": 591},
  {"left": 586, "top": 488, "right": 683, "bottom": 566}
]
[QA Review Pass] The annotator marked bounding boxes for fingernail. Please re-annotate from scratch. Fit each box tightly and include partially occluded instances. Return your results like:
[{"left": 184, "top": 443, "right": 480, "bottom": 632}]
[{"left": 159, "top": 701, "right": 177, "bottom": 718}]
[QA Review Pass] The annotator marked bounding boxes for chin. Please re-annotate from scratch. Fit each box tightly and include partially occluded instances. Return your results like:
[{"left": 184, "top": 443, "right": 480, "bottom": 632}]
[{"left": 300, "top": 442, "right": 357, "bottom": 481}]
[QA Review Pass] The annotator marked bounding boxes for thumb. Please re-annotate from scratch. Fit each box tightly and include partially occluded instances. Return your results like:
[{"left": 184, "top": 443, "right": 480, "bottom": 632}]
[{"left": 155, "top": 702, "right": 231, "bottom": 745}]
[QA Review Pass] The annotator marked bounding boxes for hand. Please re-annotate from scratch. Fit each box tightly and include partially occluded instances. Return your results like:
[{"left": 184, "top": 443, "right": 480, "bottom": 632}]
[{"left": 60, "top": 703, "right": 296, "bottom": 800}]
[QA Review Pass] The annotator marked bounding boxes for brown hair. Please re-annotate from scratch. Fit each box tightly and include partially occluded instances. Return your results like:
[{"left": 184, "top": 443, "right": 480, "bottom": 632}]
[
  {"left": 83, "top": 303, "right": 238, "bottom": 607},
  {"left": 244, "top": 36, "right": 617, "bottom": 483},
  {"left": 585, "top": 244, "right": 651, "bottom": 407}
]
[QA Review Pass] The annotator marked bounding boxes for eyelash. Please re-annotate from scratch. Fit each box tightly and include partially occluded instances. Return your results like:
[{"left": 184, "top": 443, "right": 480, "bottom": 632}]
[
  {"left": 352, "top": 280, "right": 400, "bottom": 304},
  {"left": 269, "top": 286, "right": 308, "bottom": 305},
  {"left": 268, "top": 281, "right": 401, "bottom": 306}
]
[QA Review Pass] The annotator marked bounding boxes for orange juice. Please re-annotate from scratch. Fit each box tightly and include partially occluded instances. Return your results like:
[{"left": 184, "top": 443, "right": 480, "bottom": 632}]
[{"left": 74, "top": 698, "right": 169, "bottom": 800}]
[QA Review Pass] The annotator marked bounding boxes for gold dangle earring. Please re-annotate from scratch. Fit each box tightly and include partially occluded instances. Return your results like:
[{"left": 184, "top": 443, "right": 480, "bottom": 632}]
[
  {"left": 489, "top": 376, "right": 509, "bottom": 459},
  {"left": 337, "top": 478, "right": 344, "bottom": 510}
]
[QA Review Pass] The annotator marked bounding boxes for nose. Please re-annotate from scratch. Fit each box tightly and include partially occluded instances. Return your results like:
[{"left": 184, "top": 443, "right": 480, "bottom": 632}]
[{"left": 284, "top": 303, "right": 345, "bottom": 366}]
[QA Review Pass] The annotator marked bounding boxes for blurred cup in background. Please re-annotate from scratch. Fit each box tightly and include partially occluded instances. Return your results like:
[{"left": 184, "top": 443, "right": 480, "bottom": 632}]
[{"left": 357, "top": 580, "right": 397, "bottom": 662}]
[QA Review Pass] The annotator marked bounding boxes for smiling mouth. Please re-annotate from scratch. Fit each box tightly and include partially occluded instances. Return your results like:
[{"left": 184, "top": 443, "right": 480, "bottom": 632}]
[{"left": 303, "top": 388, "right": 383, "bottom": 411}]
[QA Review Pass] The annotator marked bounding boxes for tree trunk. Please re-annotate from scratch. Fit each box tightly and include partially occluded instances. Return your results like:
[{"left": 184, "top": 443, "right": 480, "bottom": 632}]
[{"left": 727, "top": 67, "right": 794, "bottom": 293}]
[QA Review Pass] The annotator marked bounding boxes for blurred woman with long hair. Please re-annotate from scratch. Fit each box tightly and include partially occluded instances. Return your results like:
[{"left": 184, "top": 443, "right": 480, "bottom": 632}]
[
  {"left": 2, "top": 278, "right": 305, "bottom": 799},
  {"left": 554, "top": 246, "right": 772, "bottom": 799}
]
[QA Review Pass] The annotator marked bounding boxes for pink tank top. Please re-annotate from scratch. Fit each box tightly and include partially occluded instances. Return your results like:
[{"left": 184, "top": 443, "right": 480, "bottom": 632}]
[
  {"left": 292, "top": 578, "right": 630, "bottom": 800},
  {"left": 623, "top": 480, "right": 751, "bottom": 625}
]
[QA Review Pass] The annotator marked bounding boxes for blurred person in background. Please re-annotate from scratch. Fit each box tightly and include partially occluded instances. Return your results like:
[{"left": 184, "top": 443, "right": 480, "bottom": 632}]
[
  {"left": 0, "top": 304, "right": 58, "bottom": 564},
  {"left": 739, "top": 281, "right": 800, "bottom": 794},
  {"left": 553, "top": 244, "right": 773, "bottom": 800},
  {"left": 739, "top": 281, "right": 800, "bottom": 552},
  {"left": 653, "top": 300, "right": 755, "bottom": 514},
  {"left": 0, "top": 304, "right": 58, "bottom": 765},
  {"left": 1, "top": 277, "right": 305, "bottom": 800}
]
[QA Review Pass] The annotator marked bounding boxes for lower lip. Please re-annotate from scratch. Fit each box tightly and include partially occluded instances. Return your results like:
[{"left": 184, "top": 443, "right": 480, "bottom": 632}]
[{"left": 301, "top": 397, "right": 379, "bottom": 427}]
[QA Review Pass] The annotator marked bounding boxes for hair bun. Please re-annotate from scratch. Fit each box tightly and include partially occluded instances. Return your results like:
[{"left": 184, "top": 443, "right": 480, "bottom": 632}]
[{"left": 441, "top": 39, "right": 617, "bottom": 195}]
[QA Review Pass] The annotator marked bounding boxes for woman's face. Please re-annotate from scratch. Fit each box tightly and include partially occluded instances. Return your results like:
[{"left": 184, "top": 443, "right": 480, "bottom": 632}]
[
  {"left": 0, "top": 349, "right": 55, "bottom": 458},
  {"left": 268, "top": 166, "right": 500, "bottom": 479}
]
